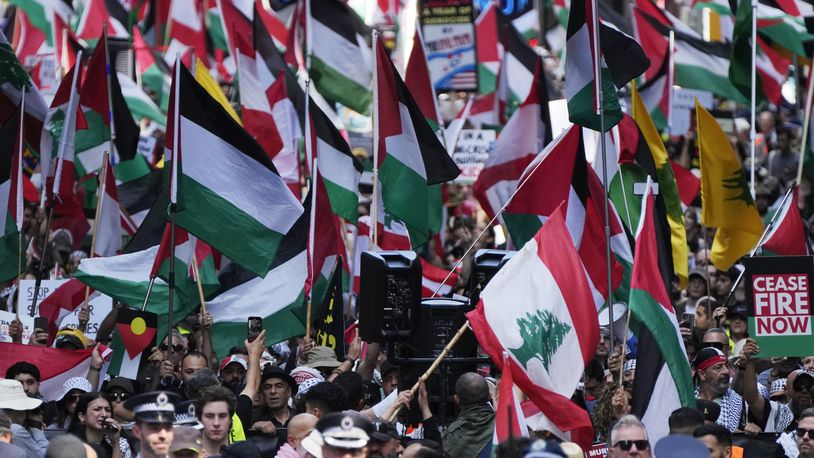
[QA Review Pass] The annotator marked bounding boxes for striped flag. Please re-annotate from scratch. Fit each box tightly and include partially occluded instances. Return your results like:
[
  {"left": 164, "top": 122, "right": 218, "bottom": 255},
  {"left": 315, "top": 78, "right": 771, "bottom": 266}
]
[
  {"left": 467, "top": 204, "right": 597, "bottom": 449},
  {"left": 166, "top": 62, "right": 304, "bottom": 277},
  {"left": 93, "top": 159, "right": 123, "bottom": 257},
  {"left": 38, "top": 278, "right": 92, "bottom": 339},
  {"left": 308, "top": 0, "right": 372, "bottom": 114},
  {"left": 629, "top": 178, "right": 695, "bottom": 443},
  {"left": 117, "top": 73, "right": 166, "bottom": 127},
  {"left": 493, "top": 353, "right": 529, "bottom": 447},
  {"left": 375, "top": 38, "right": 460, "bottom": 247},
  {"left": 420, "top": 258, "right": 458, "bottom": 298},
  {"left": 0, "top": 104, "right": 24, "bottom": 283},
  {"left": 762, "top": 186, "right": 809, "bottom": 255},
  {"left": 74, "top": 0, "right": 129, "bottom": 43},
  {"left": 163, "top": 0, "right": 207, "bottom": 67},
  {"left": 351, "top": 212, "right": 411, "bottom": 295},
  {"left": 497, "top": 24, "right": 537, "bottom": 123},
  {"left": 133, "top": 27, "right": 170, "bottom": 111}
]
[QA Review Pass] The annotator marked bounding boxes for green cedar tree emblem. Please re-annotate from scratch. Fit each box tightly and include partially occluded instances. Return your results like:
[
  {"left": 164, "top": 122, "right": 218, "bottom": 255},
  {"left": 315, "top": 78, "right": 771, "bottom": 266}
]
[
  {"left": 722, "top": 169, "right": 755, "bottom": 207},
  {"left": 0, "top": 43, "right": 31, "bottom": 91},
  {"left": 509, "top": 309, "right": 571, "bottom": 372}
]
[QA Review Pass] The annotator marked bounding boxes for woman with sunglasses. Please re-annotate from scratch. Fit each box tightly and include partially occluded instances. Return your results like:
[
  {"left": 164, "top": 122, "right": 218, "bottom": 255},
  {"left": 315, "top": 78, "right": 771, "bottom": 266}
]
[
  {"left": 46, "top": 377, "right": 92, "bottom": 430},
  {"left": 68, "top": 392, "right": 133, "bottom": 458}
]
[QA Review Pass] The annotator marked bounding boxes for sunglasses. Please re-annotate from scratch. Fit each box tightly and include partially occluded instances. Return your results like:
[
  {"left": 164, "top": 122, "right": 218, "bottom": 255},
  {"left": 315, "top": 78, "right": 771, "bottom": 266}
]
[
  {"left": 159, "top": 343, "right": 185, "bottom": 353},
  {"left": 106, "top": 392, "right": 130, "bottom": 402},
  {"left": 794, "top": 381, "right": 814, "bottom": 393},
  {"left": 65, "top": 393, "right": 82, "bottom": 404},
  {"left": 797, "top": 428, "right": 814, "bottom": 438},
  {"left": 702, "top": 342, "right": 726, "bottom": 351},
  {"left": 614, "top": 440, "right": 650, "bottom": 451}
]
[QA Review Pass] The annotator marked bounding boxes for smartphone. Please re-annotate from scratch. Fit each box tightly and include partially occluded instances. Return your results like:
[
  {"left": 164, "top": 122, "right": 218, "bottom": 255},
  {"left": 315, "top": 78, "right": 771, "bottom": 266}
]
[
  {"left": 682, "top": 312, "right": 695, "bottom": 330},
  {"left": 33, "top": 317, "right": 48, "bottom": 333},
  {"left": 247, "top": 316, "right": 263, "bottom": 342}
]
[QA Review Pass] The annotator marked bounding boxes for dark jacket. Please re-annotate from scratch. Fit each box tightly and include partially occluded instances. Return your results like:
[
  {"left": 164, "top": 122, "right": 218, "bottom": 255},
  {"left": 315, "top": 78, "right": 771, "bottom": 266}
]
[{"left": 442, "top": 403, "right": 495, "bottom": 458}]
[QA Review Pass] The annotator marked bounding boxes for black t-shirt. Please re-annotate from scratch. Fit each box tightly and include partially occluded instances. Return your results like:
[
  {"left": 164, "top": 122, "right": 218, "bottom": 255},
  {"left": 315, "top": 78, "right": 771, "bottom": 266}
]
[{"left": 235, "top": 394, "right": 254, "bottom": 432}]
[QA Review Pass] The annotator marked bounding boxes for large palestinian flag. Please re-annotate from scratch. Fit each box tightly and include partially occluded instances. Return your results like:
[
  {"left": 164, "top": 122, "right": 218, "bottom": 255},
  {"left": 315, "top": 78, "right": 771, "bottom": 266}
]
[
  {"left": 166, "top": 62, "right": 303, "bottom": 277},
  {"left": 0, "top": 105, "right": 24, "bottom": 283},
  {"left": 467, "top": 204, "right": 598, "bottom": 449}
]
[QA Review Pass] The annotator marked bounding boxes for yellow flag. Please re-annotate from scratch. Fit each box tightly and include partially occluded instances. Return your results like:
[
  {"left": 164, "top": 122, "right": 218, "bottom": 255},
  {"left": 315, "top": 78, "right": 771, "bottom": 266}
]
[
  {"left": 194, "top": 60, "right": 242, "bottom": 125},
  {"left": 631, "top": 81, "right": 689, "bottom": 288},
  {"left": 696, "top": 99, "right": 763, "bottom": 269}
]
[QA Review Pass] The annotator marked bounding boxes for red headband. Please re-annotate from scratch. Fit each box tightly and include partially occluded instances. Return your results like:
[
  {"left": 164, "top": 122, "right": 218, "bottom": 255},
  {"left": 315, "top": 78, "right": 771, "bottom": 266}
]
[{"left": 696, "top": 355, "right": 727, "bottom": 372}]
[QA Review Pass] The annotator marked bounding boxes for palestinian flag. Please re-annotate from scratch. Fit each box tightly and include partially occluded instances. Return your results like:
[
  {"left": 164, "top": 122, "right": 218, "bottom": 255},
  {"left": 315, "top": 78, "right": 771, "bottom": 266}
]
[
  {"left": 671, "top": 160, "right": 701, "bottom": 206},
  {"left": 0, "top": 29, "right": 48, "bottom": 149},
  {"left": 163, "top": 0, "right": 207, "bottom": 67},
  {"left": 405, "top": 27, "right": 442, "bottom": 131},
  {"left": 76, "top": 34, "right": 140, "bottom": 177},
  {"left": 493, "top": 353, "right": 529, "bottom": 448},
  {"left": 108, "top": 308, "right": 157, "bottom": 379},
  {"left": 74, "top": 244, "right": 195, "bottom": 341},
  {"left": 150, "top": 222, "right": 220, "bottom": 302},
  {"left": 0, "top": 105, "right": 24, "bottom": 284},
  {"left": 696, "top": 100, "right": 763, "bottom": 270},
  {"left": 93, "top": 158, "right": 123, "bottom": 257},
  {"left": 308, "top": 0, "right": 372, "bottom": 114},
  {"left": 474, "top": 56, "right": 552, "bottom": 223},
  {"left": 761, "top": 186, "right": 809, "bottom": 255},
  {"left": 755, "top": 2, "right": 814, "bottom": 57},
  {"left": 166, "top": 61, "right": 303, "bottom": 277},
  {"left": 503, "top": 125, "right": 632, "bottom": 307},
  {"left": 117, "top": 162, "right": 162, "bottom": 227},
  {"left": 351, "top": 212, "right": 411, "bottom": 294},
  {"left": 234, "top": 30, "right": 302, "bottom": 197},
  {"left": 75, "top": 0, "right": 129, "bottom": 43},
  {"left": 565, "top": 0, "right": 646, "bottom": 131},
  {"left": 11, "top": 9, "right": 50, "bottom": 73},
  {"left": 629, "top": 178, "right": 695, "bottom": 443},
  {"left": 475, "top": 2, "right": 501, "bottom": 94},
  {"left": 731, "top": 0, "right": 790, "bottom": 105},
  {"left": 467, "top": 204, "right": 597, "bottom": 449},
  {"left": 207, "top": 208, "right": 309, "bottom": 358},
  {"left": 38, "top": 278, "right": 91, "bottom": 339},
  {"left": 420, "top": 258, "right": 458, "bottom": 298},
  {"left": 632, "top": 0, "right": 747, "bottom": 103},
  {"left": 41, "top": 60, "right": 84, "bottom": 206},
  {"left": 8, "top": 0, "right": 74, "bottom": 46},
  {"left": 375, "top": 38, "right": 460, "bottom": 247},
  {"left": 254, "top": 0, "right": 288, "bottom": 51},
  {"left": 117, "top": 73, "right": 166, "bottom": 127},
  {"left": 0, "top": 344, "right": 111, "bottom": 401},
  {"left": 629, "top": 83, "right": 688, "bottom": 287},
  {"left": 497, "top": 24, "right": 537, "bottom": 122},
  {"left": 133, "top": 27, "right": 170, "bottom": 112}
]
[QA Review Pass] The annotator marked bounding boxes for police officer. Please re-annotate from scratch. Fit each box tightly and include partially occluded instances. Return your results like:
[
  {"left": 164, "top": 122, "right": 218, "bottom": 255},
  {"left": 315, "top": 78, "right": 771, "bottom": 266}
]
[
  {"left": 301, "top": 411, "right": 373, "bottom": 458},
  {"left": 124, "top": 391, "right": 181, "bottom": 458}
]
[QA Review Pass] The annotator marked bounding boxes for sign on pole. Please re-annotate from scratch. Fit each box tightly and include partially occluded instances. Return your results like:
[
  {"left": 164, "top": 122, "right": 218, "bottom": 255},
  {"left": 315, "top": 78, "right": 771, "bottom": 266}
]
[
  {"left": 16, "top": 280, "right": 113, "bottom": 340},
  {"left": 745, "top": 256, "right": 814, "bottom": 357},
  {"left": 419, "top": 0, "right": 477, "bottom": 92},
  {"left": 452, "top": 129, "right": 495, "bottom": 183}
]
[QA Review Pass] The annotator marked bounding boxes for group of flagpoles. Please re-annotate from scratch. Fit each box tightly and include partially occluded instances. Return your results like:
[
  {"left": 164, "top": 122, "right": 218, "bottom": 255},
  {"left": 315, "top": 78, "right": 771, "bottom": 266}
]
[
  {"left": 31, "top": 50, "right": 83, "bottom": 318},
  {"left": 750, "top": 0, "right": 758, "bottom": 197}
]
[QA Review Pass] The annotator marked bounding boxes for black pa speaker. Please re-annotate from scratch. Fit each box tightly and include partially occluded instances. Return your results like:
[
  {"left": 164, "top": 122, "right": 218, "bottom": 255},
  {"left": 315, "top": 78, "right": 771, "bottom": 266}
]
[
  {"left": 358, "top": 251, "right": 421, "bottom": 343},
  {"left": 466, "top": 249, "right": 515, "bottom": 307}
]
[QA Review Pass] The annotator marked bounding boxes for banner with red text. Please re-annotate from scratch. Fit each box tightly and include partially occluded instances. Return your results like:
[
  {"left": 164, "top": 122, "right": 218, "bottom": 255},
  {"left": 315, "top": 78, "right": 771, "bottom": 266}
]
[{"left": 745, "top": 256, "right": 814, "bottom": 357}]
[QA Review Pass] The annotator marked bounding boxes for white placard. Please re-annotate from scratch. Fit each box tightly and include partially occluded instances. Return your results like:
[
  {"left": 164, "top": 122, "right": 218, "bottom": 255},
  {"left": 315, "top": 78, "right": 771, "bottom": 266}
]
[
  {"left": 452, "top": 129, "right": 495, "bottom": 183},
  {"left": 16, "top": 280, "right": 113, "bottom": 341},
  {"left": 671, "top": 88, "right": 713, "bottom": 136}
]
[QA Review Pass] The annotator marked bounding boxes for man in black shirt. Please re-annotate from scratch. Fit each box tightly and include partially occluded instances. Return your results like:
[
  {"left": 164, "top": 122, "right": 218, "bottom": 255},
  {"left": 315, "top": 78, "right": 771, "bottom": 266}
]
[{"left": 251, "top": 366, "right": 297, "bottom": 434}]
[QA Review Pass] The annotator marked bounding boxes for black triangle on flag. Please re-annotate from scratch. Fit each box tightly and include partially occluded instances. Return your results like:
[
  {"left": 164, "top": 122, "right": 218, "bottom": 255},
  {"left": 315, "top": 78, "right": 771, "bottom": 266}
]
[{"left": 313, "top": 260, "right": 346, "bottom": 360}]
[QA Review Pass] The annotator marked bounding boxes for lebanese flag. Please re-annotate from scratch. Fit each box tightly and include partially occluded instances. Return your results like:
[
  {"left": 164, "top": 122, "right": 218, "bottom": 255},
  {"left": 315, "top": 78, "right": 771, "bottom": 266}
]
[
  {"left": 94, "top": 159, "right": 123, "bottom": 257},
  {"left": 420, "top": 258, "right": 458, "bottom": 298},
  {"left": 467, "top": 203, "right": 597, "bottom": 449},
  {"left": 494, "top": 353, "right": 529, "bottom": 446},
  {"left": 762, "top": 186, "right": 809, "bottom": 255},
  {"left": 474, "top": 56, "right": 552, "bottom": 221},
  {"left": 0, "top": 343, "right": 111, "bottom": 400}
]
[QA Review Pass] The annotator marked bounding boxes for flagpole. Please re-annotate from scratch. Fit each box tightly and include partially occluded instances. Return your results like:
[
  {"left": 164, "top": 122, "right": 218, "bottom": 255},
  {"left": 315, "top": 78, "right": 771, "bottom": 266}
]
[
  {"left": 104, "top": 26, "right": 117, "bottom": 168},
  {"left": 796, "top": 57, "right": 814, "bottom": 184},
  {"left": 15, "top": 91, "right": 25, "bottom": 319},
  {"left": 167, "top": 54, "right": 182, "bottom": 364},
  {"left": 141, "top": 277, "right": 156, "bottom": 311},
  {"left": 191, "top": 252, "right": 207, "bottom": 316},
  {"left": 305, "top": 79, "right": 316, "bottom": 344},
  {"left": 81, "top": 152, "right": 110, "bottom": 332},
  {"left": 749, "top": 0, "right": 757, "bottom": 198},
  {"left": 32, "top": 50, "right": 83, "bottom": 318},
  {"left": 371, "top": 29, "right": 381, "bottom": 251},
  {"left": 722, "top": 181, "right": 797, "bottom": 306},
  {"left": 591, "top": 0, "right": 616, "bottom": 350},
  {"left": 667, "top": 30, "right": 675, "bottom": 137}
]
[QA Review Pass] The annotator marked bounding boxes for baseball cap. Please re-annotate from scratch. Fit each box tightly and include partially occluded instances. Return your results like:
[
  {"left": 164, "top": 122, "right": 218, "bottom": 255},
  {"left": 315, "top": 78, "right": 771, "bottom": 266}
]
[
  {"left": 689, "top": 267, "right": 708, "bottom": 282},
  {"left": 170, "top": 426, "right": 202, "bottom": 453},
  {"left": 54, "top": 328, "right": 87, "bottom": 350},
  {"left": 104, "top": 377, "right": 135, "bottom": 395},
  {"left": 219, "top": 355, "right": 248, "bottom": 373},
  {"left": 726, "top": 304, "right": 748, "bottom": 320}
]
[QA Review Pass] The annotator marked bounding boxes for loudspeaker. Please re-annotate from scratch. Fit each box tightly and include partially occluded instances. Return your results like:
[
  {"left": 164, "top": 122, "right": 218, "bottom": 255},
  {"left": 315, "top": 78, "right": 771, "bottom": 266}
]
[
  {"left": 466, "top": 249, "right": 515, "bottom": 307},
  {"left": 412, "top": 298, "right": 477, "bottom": 358},
  {"left": 358, "top": 251, "right": 421, "bottom": 342}
]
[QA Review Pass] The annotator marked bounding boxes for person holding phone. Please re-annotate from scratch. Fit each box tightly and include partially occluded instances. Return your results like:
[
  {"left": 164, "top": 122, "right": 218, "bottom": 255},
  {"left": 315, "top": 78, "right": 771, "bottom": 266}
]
[{"left": 68, "top": 392, "right": 131, "bottom": 458}]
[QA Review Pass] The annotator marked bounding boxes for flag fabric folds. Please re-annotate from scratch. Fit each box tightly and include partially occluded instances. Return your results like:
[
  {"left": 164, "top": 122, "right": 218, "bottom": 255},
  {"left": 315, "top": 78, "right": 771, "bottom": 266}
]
[
  {"left": 0, "top": 105, "right": 23, "bottom": 283},
  {"left": 108, "top": 308, "right": 157, "bottom": 379},
  {"left": 467, "top": 204, "right": 598, "bottom": 449},
  {"left": 696, "top": 100, "right": 764, "bottom": 270},
  {"left": 762, "top": 186, "right": 808, "bottom": 255}
]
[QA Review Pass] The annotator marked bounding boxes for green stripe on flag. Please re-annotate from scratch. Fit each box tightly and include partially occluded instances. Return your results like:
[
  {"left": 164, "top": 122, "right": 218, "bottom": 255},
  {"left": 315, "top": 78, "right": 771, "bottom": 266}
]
[
  {"left": 310, "top": 55, "right": 371, "bottom": 115},
  {"left": 379, "top": 155, "right": 430, "bottom": 247},
  {"left": 322, "top": 179, "right": 359, "bottom": 223}
]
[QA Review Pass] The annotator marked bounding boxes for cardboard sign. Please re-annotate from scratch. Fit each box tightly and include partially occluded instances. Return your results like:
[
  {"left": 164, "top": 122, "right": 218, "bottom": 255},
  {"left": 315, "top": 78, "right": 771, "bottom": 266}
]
[
  {"left": 0, "top": 311, "right": 35, "bottom": 343},
  {"left": 15, "top": 280, "right": 113, "bottom": 341},
  {"left": 420, "top": 0, "right": 477, "bottom": 92},
  {"left": 585, "top": 443, "right": 608, "bottom": 457},
  {"left": 745, "top": 256, "right": 814, "bottom": 357},
  {"left": 452, "top": 129, "right": 495, "bottom": 183},
  {"left": 670, "top": 88, "right": 713, "bottom": 136}
]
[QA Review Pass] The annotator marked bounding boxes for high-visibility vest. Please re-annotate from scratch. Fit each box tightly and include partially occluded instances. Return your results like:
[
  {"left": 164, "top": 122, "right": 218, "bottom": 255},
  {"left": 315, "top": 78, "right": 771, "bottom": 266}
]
[{"left": 229, "top": 412, "right": 246, "bottom": 443}]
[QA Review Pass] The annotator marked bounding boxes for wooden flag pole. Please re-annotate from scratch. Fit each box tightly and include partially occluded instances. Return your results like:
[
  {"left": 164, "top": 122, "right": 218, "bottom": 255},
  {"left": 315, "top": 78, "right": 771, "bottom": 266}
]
[
  {"left": 386, "top": 321, "right": 472, "bottom": 422},
  {"left": 81, "top": 152, "right": 110, "bottom": 331},
  {"left": 191, "top": 252, "right": 207, "bottom": 316}
]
